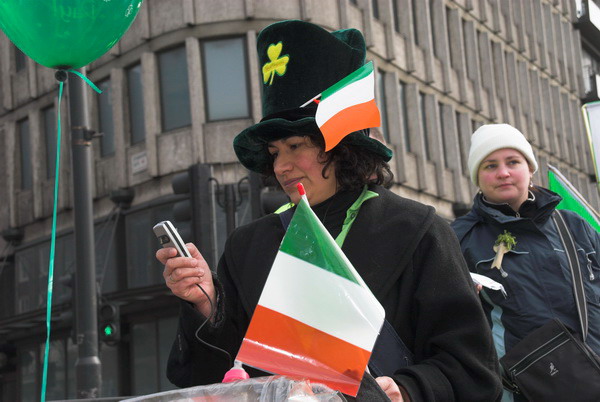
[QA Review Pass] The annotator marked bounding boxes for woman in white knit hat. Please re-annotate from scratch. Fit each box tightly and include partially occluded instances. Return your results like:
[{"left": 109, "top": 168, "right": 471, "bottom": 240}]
[{"left": 451, "top": 124, "right": 600, "bottom": 401}]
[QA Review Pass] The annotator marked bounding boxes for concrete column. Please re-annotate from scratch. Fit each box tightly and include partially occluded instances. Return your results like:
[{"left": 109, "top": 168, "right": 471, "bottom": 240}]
[
  {"left": 463, "top": 19, "right": 483, "bottom": 112},
  {"left": 186, "top": 37, "right": 205, "bottom": 164},
  {"left": 5, "top": 122, "right": 17, "bottom": 227},
  {"left": 111, "top": 68, "right": 127, "bottom": 188},
  {"left": 441, "top": 104, "right": 466, "bottom": 203},
  {"left": 0, "top": 35, "right": 13, "bottom": 110},
  {"left": 446, "top": 6, "right": 468, "bottom": 103},
  {"left": 505, "top": 52, "right": 521, "bottom": 129},
  {"left": 405, "top": 83, "right": 428, "bottom": 191},
  {"left": 430, "top": 0, "right": 452, "bottom": 94},
  {"left": 384, "top": 70, "right": 407, "bottom": 183},
  {"left": 424, "top": 94, "right": 446, "bottom": 197},
  {"left": 247, "top": 31, "right": 262, "bottom": 124},
  {"left": 141, "top": 52, "right": 159, "bottom": 177},
  {"left": 397, "top": 0, "right": 416, "bottom": 73},
  {"left": 533, "top": 0, "right": 548, "bottom": 71},
  {"left": 29, "top": 109, "right": 43, "bottom": 220},
  {"left": 492, "top": 40, "right": 509, "bottom": 122}
]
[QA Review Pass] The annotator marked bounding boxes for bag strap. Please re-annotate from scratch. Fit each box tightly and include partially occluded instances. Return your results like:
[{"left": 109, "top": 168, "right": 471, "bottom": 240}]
[{"left": 552, "top": 210, "right": 588, "bottom": 341}]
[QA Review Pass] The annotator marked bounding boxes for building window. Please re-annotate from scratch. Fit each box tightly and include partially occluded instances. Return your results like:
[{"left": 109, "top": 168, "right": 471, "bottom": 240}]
[
  {"left": 582, "top": 48, "right": 600, "bottom": 96},
  {"left": 131, "top": 316, "right": 178, "bottom": 395},
  {"left": 392, "top": 0, "right": 400, "bottom": 32},
  {"left": 376, "top": 69, "right": 389, "bottom": 142},
  {"left": 41, "top": 340, "right": 67, "bottom": 400},
  {"left": 100, "top": 342, "right": 119, "bottom": 396},
  {"left": 18, "top": 118, "right": 32, "bottom": 190},
  {"left": 202, "top": 37, "right": 250, "bottom": 121},
  {"left": 429, "top": 0, "right": 438, "bottom": 57},
  {"left": 215, "top": 184, "right": 252, "bottom": 259},
  {"left": 438, "top": 102, "right": 449, "bottom": 168},
  {"left": 398, "top": 81, "right": 411, "bottom": 152},
  {"left": 14, "top": 46, "right": 26, "bottom": 72},
  {"left": 456, "top": 111, "right": 468, "bottom": 173},
  {"left": 18, "top": 337, "right": 78, "bottom": 401},
  {"left": 98, "top": 79, "right": 115, "bottom": 157},
  {"left": 43, "top": 106, "right": 57, "bottom": 179},
  {"left": 411, "top": 0, "right": 420, "bottom": 46},
  {"left": 125, "top": 203, "right": 174, "bottom": 289},
  {"left": 127, "top": 64, "right": 146, "bottom": 145},
  {"left": 372, "top": 0, "right": 380, "bottom": 20},
  {"left": 158, "top": 46, "right": 192, "bottom": 131},
  {"left": 0, "top": 257, "right": 14, "bottom": 319},
  {"left": 19, "top": 346, "right": 37, "bottom": 401},
  {"left": 419, "top": 92, "right": 431, "bottom": 160}
]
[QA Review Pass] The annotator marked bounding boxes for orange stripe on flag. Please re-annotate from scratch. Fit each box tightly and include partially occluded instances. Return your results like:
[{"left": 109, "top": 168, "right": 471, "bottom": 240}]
[
  {"left": 237, "top": 305, "right": 371, "bottom": 396},
  {"left": 320, "top": 99, "right": 380, "bottom": 151}
]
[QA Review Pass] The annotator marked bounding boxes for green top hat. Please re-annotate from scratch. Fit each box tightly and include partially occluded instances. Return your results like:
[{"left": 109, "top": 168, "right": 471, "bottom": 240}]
[{"left": 233, "top": 20, "right": 393, "bottom": 174}]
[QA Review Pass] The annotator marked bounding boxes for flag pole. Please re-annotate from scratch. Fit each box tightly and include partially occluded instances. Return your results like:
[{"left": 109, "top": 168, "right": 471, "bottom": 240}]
[{"left": 299, "top": 93, "right": 321, "bottom": 108}]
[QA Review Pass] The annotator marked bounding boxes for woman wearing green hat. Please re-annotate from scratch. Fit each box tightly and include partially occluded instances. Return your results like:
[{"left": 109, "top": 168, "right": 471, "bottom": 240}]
[{"left": 157, "top": 20, "right": 501, "bottom": 401}]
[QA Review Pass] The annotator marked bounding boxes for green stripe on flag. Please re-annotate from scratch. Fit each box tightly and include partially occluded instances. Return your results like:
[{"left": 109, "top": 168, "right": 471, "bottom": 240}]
[
  {"left": 280, "top": 198, "right": 360, "bottom": 284},
  {"left": 321, "top": 62, "right": 374, "bottom": 100},
  {"left": 548, "top": 167, "right": 600, "bottom": 232}
]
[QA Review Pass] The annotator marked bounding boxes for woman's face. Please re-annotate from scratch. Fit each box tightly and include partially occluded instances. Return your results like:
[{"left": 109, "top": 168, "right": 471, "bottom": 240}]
[
  {"left": 478, "top": 148, "right": 533, "bottom": 211},
  {"left": 268, "top": 136, "right": 337, "bottom": 205}
]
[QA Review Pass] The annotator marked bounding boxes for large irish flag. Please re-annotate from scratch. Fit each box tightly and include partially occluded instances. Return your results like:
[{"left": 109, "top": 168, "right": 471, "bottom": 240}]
[
  {"left": 236, "top": 185, "right": 385, "bottom": 396},
  {"left": 548, "top": 164, "right": 600, "bottom": 232},
  {"left": 314, "top": 61, "right": 381, "bottom": 151}
]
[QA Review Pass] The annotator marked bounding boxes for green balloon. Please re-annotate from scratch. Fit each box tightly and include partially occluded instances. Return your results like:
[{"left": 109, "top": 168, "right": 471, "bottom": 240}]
[{"left": 0, "top": 0, "right": 143, "bottom": 69}]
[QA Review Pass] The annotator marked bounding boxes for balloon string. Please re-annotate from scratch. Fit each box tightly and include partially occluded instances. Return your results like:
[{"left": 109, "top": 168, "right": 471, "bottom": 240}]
[
  {"left": 39, "top": 69, "right": 100, "bottom": 401},
  {"left": 67, "top": 68, "right": 103, "bottom": 94},
  {"left": 40, "top": 80, "right": 64, "bottom": 402}
]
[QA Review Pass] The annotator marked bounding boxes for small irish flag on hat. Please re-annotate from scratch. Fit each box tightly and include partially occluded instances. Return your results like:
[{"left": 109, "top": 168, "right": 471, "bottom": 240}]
[
  {"left": 302, "top": 61, "right": 381, "bottom": 151},
  {"left": 236, "top": 184, "right": 385, "bottom": 396}
]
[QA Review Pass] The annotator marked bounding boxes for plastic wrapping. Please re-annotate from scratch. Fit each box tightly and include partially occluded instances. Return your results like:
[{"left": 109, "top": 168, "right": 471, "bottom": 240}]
[{"left": 121, "top": 376, "right": 346, "bottom": 402}]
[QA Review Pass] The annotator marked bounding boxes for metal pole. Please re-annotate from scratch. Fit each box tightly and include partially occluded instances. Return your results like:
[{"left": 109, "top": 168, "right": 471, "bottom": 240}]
[
  {"left": 67, "top": 67, "right": 102, "bottom": 397},
  {"left": 224, "top": 184, "right": 237, "bottom": 235}
]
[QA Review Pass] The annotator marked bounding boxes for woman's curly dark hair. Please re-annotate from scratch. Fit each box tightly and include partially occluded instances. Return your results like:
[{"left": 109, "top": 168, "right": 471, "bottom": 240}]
[{"left": 263, "top": 131, "right": 394, "bottom": 190}]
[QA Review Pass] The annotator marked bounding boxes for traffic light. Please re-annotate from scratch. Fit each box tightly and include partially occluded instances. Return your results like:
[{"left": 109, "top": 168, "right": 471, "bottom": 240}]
[
  {"left": 171, "top": 163, "right": 214, "bottom": 265},
  {"left": 99, "top": 303, "right": 120, "bottom": 345}
]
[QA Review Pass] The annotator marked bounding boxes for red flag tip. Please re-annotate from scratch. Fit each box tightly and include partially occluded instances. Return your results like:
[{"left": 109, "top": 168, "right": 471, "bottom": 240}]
[{"left": 296, "top": 183, "right": 306, "bottom": 196}]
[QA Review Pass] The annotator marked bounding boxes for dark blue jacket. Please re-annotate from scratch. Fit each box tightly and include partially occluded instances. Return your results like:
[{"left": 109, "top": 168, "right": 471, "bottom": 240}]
[{"left": 451, "top": 187, "right": 600, "bottom": 357}]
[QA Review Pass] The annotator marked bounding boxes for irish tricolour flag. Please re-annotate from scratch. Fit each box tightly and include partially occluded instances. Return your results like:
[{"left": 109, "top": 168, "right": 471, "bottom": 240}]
[
  {"left": 312, "top": 61, "right": 381, "bottom": 151},
  {"left": 236, "top": 184, "right": 385, "bottom": 396},
  {"left": 548, "top": 164, "right": 600, "bottom": 232}
]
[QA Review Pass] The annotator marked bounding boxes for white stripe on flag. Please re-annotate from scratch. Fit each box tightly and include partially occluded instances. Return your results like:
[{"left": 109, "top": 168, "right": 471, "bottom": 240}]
[
  {"left": 258, "top": 251, "right": 384, "bottom": 351},
  {"left": 315, "top": 72, "right": 375, "bottom": 126}
]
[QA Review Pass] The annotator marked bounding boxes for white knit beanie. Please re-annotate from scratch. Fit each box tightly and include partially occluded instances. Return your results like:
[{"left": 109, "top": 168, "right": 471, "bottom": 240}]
[{"left": 467, "top": 124, "right": 538, "bottom": 186}]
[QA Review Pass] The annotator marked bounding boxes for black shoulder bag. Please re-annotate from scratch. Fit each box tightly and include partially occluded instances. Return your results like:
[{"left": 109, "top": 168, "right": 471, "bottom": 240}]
[{"left": 499, "top": 210, "right": 600, "bottom": 402}]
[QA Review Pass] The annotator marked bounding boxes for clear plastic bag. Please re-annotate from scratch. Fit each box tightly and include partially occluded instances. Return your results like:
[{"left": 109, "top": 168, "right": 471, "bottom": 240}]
[{"left": 121, "top": 375, "right": 346, "bottom": 402}]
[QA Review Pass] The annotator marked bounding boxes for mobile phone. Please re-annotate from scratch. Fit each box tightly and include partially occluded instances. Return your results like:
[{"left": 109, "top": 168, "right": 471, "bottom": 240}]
[{"left": 153, "top": 220, "right": 192, "bottom": 258}]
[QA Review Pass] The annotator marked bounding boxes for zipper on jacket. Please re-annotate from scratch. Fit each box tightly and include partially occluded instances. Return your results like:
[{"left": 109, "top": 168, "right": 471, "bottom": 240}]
[
  {"left": 586, "top": 255, "right": 595, "bottom": 281},
  {"left": 509, "top": 332, "right": 570, "bottom": 380}
]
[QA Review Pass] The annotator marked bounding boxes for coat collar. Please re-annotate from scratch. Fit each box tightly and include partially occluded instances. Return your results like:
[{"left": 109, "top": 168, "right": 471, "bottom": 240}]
[{"left": 473, "top": 186, "right": 562, "bottom": 225}]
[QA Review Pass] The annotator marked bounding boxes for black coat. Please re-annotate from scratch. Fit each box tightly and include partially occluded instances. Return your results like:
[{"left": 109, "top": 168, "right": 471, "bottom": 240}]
[{"left": 167, "top": 185, "right": 502, "bottom": 401}]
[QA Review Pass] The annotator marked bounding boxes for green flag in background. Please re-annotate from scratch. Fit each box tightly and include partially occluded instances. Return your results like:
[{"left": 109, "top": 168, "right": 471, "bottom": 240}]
[{"left": 548, "top": 164, "right": 600, "bottom": 232}]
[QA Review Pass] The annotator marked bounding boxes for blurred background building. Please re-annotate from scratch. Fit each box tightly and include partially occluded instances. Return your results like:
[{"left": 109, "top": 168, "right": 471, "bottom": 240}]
[{"left": 1, "top": 0, "right": 599, "bottom": 399}]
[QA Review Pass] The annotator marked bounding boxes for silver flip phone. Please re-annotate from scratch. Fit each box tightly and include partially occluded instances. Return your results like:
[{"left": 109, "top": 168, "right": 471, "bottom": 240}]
[{"left": 152, "top": 220, "right": 192, "bottom": 258}]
